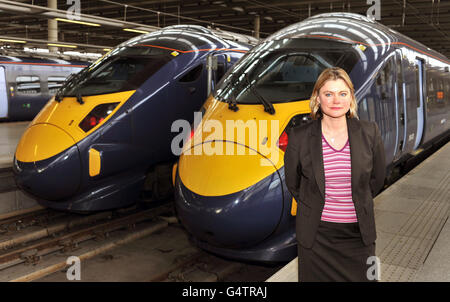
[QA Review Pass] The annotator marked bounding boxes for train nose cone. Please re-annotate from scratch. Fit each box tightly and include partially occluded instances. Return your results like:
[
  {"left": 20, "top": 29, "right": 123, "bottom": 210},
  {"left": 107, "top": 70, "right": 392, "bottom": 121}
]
[
  {"left": 175, "top": 141, "right": 284, "bottom": 248},
  {"left": 14, "top": 124, "right": 81, "bottom": 201}
]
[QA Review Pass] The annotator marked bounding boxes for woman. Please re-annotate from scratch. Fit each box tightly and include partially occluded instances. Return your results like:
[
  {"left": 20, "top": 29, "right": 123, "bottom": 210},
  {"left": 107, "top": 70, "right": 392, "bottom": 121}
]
[{"left": 284, "top": 67, "right": 386, "bottom": 282}]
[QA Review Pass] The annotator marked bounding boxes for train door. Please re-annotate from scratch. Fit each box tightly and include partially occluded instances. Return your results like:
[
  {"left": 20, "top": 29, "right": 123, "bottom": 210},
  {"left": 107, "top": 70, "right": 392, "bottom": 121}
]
[
  {"left": 394, "top": 49, "right": 406, "bottom": 160},
  {"left": 413, "top": 58, "right": 426, "bottom": 150},
  {"left": 401, "top": 50, "right": 420, "bottom": 153},
  {"left": 0, "top": 66, "right": 8, "bottom": 118}
]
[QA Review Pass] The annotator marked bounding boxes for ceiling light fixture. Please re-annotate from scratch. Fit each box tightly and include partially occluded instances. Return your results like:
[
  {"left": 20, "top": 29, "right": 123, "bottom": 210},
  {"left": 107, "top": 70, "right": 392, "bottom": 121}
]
[
  {"left": 0, "top": 38, "right": 27, "bottom": 43},
  {"left": 232, "top": 6, "right": 244, "bottom": 13},
  {"left": 123, "top": 28, "right": 150, "bottom": 34},
  {"left": 48, "top": 43, "right": 77, "bottom": 48},
  {"left": 55, "top": 18, "right": 101, "bottom": 27}
]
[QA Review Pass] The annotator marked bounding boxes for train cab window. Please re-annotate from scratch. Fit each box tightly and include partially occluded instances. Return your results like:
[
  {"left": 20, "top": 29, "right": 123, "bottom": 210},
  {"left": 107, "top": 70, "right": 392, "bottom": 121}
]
[
  {"left": 234, "top": 53, "right": 326, "bottom": 103},
  {"left": 16, "top": 76, "right": 40, "bottom": 95},
  {"left": 179, "top": 65, "right": 203, "bottom": 83},
  {"left": 61, "top": 54, "right": 173, "bottom": 96},
  {"left": 48, "top": 76, "right": 67, "bottom": 94},
  {"left": 215, "top": 39, "right": 360, "bottom": 105}
]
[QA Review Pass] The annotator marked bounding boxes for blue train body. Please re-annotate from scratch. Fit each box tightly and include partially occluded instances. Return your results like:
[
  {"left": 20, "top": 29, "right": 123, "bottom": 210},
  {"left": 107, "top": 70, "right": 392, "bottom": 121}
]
[
  {"left": 174, "top": 13, "right": 450, "bottom": 262},
  {"left": 13, "top": 25, "right": 252, "bottom": 212}
]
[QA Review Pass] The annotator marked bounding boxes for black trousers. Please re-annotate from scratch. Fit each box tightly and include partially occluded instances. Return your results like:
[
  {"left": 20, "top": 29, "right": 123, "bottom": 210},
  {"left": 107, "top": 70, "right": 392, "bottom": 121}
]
[{"left": 297, "top": 220, "right": 377, "bottom": 282}]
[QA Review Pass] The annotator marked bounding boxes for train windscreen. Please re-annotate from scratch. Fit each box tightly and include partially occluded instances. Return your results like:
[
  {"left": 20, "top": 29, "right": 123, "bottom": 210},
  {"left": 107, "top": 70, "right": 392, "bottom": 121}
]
[
  {"left": 60, "top": 46, "right": 173, "bottom": 97},
  {"left": 215, "top": 38, "right": 360, "bottom": 104}
]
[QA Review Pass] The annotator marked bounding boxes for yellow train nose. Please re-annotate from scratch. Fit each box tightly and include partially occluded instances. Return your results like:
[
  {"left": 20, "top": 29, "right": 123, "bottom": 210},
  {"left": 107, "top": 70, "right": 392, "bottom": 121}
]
[
  {"left": 14, "top": 123, "right": 81, "bottom": 201},
  {"left": 15, "top": 123, "right": 76, "bottom": 162},
  {"left": 178, "top": 141, "right": 280, "bottom": 196}
]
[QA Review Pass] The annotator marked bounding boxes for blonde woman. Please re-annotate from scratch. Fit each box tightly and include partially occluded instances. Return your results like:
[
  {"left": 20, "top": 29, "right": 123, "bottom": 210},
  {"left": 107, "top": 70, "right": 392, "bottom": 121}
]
[{"left": 284, "top": 67, "right": 386, "bottom": 282}]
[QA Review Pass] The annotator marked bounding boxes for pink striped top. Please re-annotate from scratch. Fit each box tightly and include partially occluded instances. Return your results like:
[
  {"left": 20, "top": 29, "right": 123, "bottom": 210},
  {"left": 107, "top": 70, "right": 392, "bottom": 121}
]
[{"left": 320, "top": 135, "right": 358, "bottom": 223}]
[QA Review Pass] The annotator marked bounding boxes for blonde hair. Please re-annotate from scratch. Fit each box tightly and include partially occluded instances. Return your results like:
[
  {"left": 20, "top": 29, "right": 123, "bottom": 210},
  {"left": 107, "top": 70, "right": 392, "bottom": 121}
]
[{"left": 309, "top": 67, "right": 358, "bottom": 120}]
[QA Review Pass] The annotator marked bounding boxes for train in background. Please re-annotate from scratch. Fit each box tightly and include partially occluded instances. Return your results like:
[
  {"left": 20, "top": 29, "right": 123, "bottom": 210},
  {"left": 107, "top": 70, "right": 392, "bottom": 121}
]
[
  {"left": 13, "top": 25, "right": 255, "bottom": 212},
  {"left": 0, "top": 55, "right": 88, "bottom": 120},
  {"left": 174, "top": 13, "right": 450, "bottom": 262}
]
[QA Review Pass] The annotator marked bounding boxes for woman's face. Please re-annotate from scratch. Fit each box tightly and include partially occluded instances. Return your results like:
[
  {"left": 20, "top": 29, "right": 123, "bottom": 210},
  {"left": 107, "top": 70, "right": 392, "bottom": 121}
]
[{"left": 317, "top": 78, "right": 352, "bottom": 119}]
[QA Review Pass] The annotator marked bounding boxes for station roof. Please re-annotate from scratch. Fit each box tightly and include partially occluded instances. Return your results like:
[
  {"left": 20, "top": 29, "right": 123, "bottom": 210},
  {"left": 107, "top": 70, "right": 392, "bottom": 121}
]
[{"left": 0, "top": 0, "right": 448, "bottom": 58}]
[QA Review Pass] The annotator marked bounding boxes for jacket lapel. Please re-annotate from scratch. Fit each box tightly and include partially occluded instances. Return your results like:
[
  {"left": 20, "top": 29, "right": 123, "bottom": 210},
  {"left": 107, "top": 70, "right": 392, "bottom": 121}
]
[
  {"left": 347, "top": 118, "right": 362, "bottom": 203},
  {"left": 309, "top": 120, "right": 325, "bottom": 200}
]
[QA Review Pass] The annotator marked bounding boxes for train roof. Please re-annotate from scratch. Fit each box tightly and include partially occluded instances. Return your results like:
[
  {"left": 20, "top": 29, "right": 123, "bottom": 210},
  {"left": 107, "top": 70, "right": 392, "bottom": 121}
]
[
  {"left": 266, "top": 12, "right": 449, "bottom": 65},
  {"left": 0, "top": 55, "right": 88, "bottom": 66},
  {"left": 117, "top": 24, "right": 254, "bottom": 53}
]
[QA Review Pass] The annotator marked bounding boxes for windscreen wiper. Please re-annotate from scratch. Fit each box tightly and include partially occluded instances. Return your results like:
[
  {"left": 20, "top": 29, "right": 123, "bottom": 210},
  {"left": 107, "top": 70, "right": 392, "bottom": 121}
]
[
  {"left": 55, "top": 66, "right": 90, "bottom": 103},
  {"left": 76, "top": 92, "right": 84, "bottom": 105},
  {"left": 55, "top": 72, "right": 78, "bottom": 102},
  {"left": 243, "top": 72, "right": 275, "bottom": 115},
  {"left": 221, "top": 73, "right": 239, "bottom": 112}
]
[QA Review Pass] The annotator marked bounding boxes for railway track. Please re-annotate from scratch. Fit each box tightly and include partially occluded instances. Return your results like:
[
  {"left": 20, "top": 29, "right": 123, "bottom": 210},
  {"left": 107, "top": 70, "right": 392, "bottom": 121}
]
[
  {"left": 0, "top": 203, "right": 280, "bottom": 282},
  {"left": 0, "top": 203, "right": 174, "bottom": 281}
]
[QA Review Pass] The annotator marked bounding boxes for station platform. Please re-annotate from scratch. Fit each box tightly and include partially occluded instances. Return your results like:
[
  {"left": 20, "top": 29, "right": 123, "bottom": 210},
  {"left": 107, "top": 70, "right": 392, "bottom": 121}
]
[
  {"left": 0, "top": 122, "right": 40, "bottom": 219},
  {"left": 267, "top": 141, "right": 450, "bottom": 282},
  {"left": 0, "top": 121, "right": 28, "bottom": 169}
]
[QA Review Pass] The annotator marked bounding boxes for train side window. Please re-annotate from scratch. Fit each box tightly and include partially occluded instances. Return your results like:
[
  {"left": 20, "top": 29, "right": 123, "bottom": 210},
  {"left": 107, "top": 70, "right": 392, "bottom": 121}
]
[
  {"left": 436, "top": 78, "right": 444, "bottom": 104},
  {"left": 179, "top": 65, "right": 203, "bottom": 83},
  {"left": 371, "top": 57, "right": 396, "bottom": 143},
  {"left": 48, "top": 76, "right": 67, "bottom": 94},
  {"left": 16, "top": 76, "right": 40, "bottom": 94}
]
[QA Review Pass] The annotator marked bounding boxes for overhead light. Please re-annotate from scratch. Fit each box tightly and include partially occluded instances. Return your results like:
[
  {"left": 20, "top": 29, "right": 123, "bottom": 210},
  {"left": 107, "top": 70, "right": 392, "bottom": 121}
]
[
  {"left": 103, "top": 48, "right": 112, "bottom": 51},
  {"left": 48, "top": 43, "right": 77, "bottom": 48},
  {"left": 0, "top": 38, "right": 26, "bottom": 43},
  {"left": 232, "top": 6, "right": 244, "bottom": 13},
  {"left": 55, "top": 18, "right": 100, "bottom": 27},
  {"left": 264, "top": 16, "right": 273, "bottom": 21},
  {"left": 123, "top": 28, "right": 149, "bottom": 34}
]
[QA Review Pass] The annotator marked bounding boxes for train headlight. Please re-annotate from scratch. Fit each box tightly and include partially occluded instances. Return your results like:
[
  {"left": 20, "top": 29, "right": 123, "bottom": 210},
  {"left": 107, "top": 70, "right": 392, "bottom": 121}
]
[
  {"left": 277, "top": 113, "right": 311, "bottom": 152},
  {"left": 79, "top": 102, "right": 119, "bottom": 132}
]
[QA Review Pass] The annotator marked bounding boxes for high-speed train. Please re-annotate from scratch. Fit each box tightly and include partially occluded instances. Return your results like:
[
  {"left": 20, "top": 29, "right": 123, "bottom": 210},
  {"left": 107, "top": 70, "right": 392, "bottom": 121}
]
[
  {"left": 13, "top": 25, "right": 254, "bottom": 212},
  {"left": 174, "top": 13, "right": 450, "bottom": 262},
  {"left": 0, "top": 55, "right": 87, "bottom": 120}
]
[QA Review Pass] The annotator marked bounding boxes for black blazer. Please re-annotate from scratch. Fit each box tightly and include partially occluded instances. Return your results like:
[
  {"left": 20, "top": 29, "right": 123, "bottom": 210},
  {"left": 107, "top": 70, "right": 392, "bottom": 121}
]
[{"left": 284, "top": 117, "right": 386, "bottom": 248}]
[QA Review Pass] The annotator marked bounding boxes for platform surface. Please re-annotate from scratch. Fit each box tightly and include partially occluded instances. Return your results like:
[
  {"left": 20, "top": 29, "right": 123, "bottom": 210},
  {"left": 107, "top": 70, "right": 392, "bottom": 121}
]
[
  {"left": 0, "top": 122, "right": 28, "bottom": 168},
  {"left": 267, "top": 141, "right": 450, "bottom": 282}
]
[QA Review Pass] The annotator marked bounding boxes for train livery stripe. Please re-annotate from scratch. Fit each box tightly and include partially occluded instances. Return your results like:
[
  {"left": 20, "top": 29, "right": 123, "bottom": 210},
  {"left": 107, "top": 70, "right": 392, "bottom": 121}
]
[
  {"left": 135, "top": 44, "right": 248, "bottom": 54},
  {"left": 0, "top": 61, "right": 87, "bottom": 68},
  {"left": 300, "top": 34, "right": 450, "bottom": 65}
]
